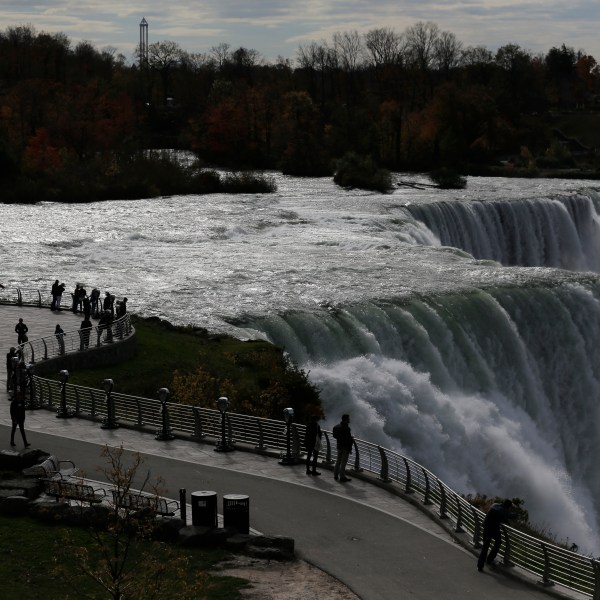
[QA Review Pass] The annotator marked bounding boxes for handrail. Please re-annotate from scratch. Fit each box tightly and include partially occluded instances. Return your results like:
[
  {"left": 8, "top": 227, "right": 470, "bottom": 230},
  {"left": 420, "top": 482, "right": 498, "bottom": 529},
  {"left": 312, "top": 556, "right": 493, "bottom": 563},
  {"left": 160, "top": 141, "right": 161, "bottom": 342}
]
[
  {"left": 29, "top": 375, "right": 597, "bottom": 598},
  {"left": 17, "top": 313, "right": 133, "bottom": 364}
]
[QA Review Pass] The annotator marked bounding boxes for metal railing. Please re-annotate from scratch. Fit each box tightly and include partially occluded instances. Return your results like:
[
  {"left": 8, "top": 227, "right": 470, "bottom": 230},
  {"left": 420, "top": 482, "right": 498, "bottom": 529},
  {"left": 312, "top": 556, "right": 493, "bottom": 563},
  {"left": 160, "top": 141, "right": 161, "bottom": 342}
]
[
  {"left": 0, "top": 286, "right": 46, "bottom": 307},
  {"left": 17, "top": 313, "right": 132, "bottom": 364},
  {"left": 28, "top": 375, "right": 600, "bottom": 599}
]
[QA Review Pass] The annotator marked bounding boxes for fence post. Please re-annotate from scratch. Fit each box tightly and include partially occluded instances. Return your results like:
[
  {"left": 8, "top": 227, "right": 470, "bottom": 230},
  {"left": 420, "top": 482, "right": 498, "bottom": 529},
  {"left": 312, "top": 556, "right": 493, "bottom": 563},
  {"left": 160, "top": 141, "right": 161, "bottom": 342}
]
[
  {"left": 255, "top": 418, "right": 266, "bottom": 451},
  {"left": 37, "top": 290, "right": 42, "bottom": 307},
  {"left": 192, "top": 407, "right": 204, "bottom": 438},
  {"left": 437, "top": 479, "right": 448, "bottom": 518},
  {"left": 323, "top": 431, "right": 333, "bottom": 463},
  {"left": 41, "top": 338, "right": 47, "bottom": 360},
  {"left": 539, "top": 543, "right": 555, "bottom": 587},
  {"left": 590, "top": 559, "right": 600, "bottom": 600},
  {"left": 352, "top": 439, "right": 363, "bottom": 472},
  {"left": 500, "top": 525, "right": 514, "bottom": 567},
  {"left": 471, "top": 506, "right": 482, "bottom": 548},
  {"left": 377, "top": 446, "right": 392, "bottom": 482},
  {"left": 454, "top": 495, "right": 466, "bottom": 533},
  {"left": 402, "top": 457, "right": 414, "bottom": 493},
  {"left": 421, "top": 467, "right": 432, "bottom": 505}
]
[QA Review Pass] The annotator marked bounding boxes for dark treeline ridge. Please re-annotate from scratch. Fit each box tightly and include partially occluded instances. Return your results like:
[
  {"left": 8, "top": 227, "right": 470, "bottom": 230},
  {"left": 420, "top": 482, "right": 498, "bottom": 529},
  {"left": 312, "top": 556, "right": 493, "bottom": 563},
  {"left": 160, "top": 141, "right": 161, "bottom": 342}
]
[{"left": 2, "top": 23, "right": 600, "bottom": 202}]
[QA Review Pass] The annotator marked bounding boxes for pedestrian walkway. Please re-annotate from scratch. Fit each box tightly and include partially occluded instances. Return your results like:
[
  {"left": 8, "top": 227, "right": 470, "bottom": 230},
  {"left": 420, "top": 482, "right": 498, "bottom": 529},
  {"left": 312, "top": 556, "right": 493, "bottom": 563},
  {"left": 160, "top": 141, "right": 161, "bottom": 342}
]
[{"left": 0, "top": 306, "right": 583, "bottom": 600}]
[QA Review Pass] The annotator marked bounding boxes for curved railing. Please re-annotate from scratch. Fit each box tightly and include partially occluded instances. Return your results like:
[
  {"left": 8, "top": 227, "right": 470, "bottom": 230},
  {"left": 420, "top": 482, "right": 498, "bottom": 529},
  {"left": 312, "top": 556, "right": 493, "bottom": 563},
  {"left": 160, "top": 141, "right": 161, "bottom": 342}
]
[
  {"left": 0, "top": 286, "right": 48, "bottom": 307},
  {"left": 18, "top": 313, "right": 133, "bottom": 364},
  {"left": 27, "top": 376, "right": 600, "bottom": 598}
]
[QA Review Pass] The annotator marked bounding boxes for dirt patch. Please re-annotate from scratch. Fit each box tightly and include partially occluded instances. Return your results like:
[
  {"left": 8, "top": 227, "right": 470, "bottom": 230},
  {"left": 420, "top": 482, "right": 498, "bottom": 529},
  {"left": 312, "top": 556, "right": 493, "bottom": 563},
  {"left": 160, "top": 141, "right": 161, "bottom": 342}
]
[{"left": 214, "top": 556, "right": 360, "bottom": 600}]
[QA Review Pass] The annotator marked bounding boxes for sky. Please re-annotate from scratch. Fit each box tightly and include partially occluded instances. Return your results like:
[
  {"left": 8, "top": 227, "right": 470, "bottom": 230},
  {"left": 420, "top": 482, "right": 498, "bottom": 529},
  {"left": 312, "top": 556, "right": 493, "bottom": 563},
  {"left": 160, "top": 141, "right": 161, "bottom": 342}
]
[{"left": 1, "top": 1, "right": 599, "bottom": 64}]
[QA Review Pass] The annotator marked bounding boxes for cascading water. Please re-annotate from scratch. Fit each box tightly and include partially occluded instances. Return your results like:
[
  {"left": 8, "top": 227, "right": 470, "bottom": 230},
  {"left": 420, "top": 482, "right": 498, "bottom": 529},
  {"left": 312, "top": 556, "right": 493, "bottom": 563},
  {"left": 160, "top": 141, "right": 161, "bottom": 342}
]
[
  {"left": 3, "top": 173, "right": 600, "bottom": 552},
  {"left": 246, "top": 282, "right": 600, "bottom": 551},
  {"left": 403, "top": 190, "right": 600, "bottom": 271}
]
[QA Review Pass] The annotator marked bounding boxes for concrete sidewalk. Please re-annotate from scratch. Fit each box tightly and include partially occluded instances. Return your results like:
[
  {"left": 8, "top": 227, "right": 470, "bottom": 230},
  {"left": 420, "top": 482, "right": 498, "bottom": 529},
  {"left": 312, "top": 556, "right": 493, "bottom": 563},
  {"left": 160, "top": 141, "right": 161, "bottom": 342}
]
[{"left": 0, "top": 306, "right": 580, "bottom": 600}]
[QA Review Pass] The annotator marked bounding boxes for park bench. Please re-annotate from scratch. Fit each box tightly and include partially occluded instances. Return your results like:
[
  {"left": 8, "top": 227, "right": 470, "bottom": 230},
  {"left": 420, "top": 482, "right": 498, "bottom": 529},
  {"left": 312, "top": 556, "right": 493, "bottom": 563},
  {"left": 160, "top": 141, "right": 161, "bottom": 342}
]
[
  {"left": 22, "top": 454, "right": 79, "bottom": 480},
  {"left": 111, "top": 490, "right": 179, "bottom": 516},
  {"left": 44, "top": 479, "right": 107, "bottom": 504}
]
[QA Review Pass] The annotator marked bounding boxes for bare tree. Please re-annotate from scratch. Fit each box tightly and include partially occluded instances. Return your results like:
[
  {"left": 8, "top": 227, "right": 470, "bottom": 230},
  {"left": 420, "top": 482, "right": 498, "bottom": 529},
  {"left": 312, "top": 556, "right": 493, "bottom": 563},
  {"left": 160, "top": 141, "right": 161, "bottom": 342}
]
[
  {"left": 404, "top": 21, "right": 440, "bottom": 71},
  {"left": 333, "top": 30, "right": 363, "bottom": 72},
  {"left": 210, "top": 42, "right": 231, "bottom": 69},
  {"left": 363, "top": 27, "right": 405, "bottom": 67},
  {"left": 460, "top": 45, "right": 494, "bottom": 67},
  {"left": 434, "top": 31, "right": 463, "bottom": 74}
]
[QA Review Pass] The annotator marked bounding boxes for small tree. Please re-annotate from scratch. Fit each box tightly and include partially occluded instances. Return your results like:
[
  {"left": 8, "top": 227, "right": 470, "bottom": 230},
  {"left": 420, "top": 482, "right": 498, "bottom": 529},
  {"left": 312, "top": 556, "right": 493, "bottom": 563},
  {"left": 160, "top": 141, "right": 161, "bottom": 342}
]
[{"left": 57, "top": 445, "right": 210, "bottom": 600}]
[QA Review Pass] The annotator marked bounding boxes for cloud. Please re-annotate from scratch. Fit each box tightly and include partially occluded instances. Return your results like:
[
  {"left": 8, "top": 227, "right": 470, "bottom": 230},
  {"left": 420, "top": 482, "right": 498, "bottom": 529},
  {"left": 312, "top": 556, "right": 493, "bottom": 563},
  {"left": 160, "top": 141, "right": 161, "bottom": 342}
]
[{"left": 1, "top": 0, "right": 599, "bottom": 61}]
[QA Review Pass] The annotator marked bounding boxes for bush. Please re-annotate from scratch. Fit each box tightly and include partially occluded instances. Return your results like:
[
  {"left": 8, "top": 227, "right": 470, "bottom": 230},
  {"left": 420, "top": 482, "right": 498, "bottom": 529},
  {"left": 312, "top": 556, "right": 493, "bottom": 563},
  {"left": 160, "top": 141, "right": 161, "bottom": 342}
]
[
  {"left": 333, "top": 152, "right": 393, "bottom": 193},
  {"left": 429, "top": 167, "right": 467, "bottom": 189}
]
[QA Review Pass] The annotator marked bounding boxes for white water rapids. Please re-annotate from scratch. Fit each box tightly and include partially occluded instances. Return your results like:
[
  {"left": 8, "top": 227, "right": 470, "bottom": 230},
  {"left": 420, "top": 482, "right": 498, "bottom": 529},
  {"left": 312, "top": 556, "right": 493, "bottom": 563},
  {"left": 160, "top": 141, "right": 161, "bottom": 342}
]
[{"left": 2, "top": 173, "right": 600, "bottom": 552}]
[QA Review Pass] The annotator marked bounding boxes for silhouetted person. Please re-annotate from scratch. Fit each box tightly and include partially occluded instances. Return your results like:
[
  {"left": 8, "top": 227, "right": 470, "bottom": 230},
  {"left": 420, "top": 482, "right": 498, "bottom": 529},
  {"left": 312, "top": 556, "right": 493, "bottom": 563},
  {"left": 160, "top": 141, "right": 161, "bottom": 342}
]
[
  {"left": 304, "top": 415, "right": 322, "bottom": 475},
  {"left": 15, "top": 318, "right": 28, "bottom": 344},
  {"left": 54, "top": 324, "right": 66, "bottom": 355},
  {"left": 50, "top": 279, "right": 60, "bottom": 310},
  {"left": 6, "top": 347, "right": 17, "bottom": 392},
  {"left": 55, "top": 282, "right": 65, "bottom": 311},
  {"left": 116, "top": 297, "right": 128, "bottom": 318},
  {"left": 79, "top": 318, "right": 92, "bottom": 349},
  {"left": 90, "top": 287, "right": 100, "bottom": 318},
  {"left": 98, "top": 310, "right": 113, "bottom": 343},
  {"left": 477, "top": 499, "right": 513, "bottom": 572},
  {"left": 10, "top": 362, "right": 29, "bottom": 448},
  {"left": 332, "top": 414, "right": 353, "bottom": 482},
  {"left": 82, "top": 294, "right": 91, "bottom": 319}
]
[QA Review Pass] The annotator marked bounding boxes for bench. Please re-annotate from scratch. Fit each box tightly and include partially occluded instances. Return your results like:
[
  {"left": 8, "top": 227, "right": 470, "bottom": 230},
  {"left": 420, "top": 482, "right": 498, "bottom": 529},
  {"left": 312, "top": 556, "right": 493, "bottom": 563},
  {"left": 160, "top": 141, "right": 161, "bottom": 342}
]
[
  {"left": 111, "top": 490, "right": 179, "bottom": 516},
  {"left": 22, "top": 455, "right": 79, "bottom": 480},
  {"left": 44, "top": 479, "right": 107, "bottom": 504}
]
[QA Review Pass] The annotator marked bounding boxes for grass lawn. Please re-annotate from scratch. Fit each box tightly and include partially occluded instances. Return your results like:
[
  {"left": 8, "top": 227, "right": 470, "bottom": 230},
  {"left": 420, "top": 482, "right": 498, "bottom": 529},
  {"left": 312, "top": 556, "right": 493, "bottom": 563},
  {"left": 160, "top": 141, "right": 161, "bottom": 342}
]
[
  {"left": 59, "top": 315, "right": 322, "bottom": 421},
  {"left": 0, "top": 514, "right": 248, "bottom": 599}
]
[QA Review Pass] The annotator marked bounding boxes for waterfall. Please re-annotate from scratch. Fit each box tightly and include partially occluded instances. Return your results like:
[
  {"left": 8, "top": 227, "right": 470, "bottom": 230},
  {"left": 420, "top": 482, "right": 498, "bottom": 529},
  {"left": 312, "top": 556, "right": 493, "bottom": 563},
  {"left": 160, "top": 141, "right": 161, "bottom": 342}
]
[
  {"left": 248, "top": 281, "right": 600, "bottom": 552},
  {"left": 404, "top": 191, "right": 600, "bottom": 271}
]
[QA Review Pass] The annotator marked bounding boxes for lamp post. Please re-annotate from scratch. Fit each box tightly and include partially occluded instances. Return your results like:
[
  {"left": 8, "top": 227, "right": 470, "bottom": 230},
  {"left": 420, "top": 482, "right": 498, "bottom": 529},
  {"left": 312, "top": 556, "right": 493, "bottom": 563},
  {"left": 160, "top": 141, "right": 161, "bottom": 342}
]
[
  {"left": 101, "top": 378, "right": 119, "bottom": 429},
  {"left": 279, "top": 407, "right": 297, "bottom": 465},
  {"left": 56, "top": 369, "right": 73, "bottom": 418},
  {"left": 214, "top": 396, "right": 234, "bottom": 452},
  {"left": 156, "top": 387, "right": 175, "bottom": 440}
]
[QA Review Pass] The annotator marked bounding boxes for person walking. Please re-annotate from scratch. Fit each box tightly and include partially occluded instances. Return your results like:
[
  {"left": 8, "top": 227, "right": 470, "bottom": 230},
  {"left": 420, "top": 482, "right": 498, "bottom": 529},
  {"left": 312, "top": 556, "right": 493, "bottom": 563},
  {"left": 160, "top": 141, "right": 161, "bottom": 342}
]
[
  {"left": 304, "top": 415, "right": 322, "bottom": 476},
  {"left": 10, "top": 361, "right": 30, "bottom": 448},
  {"left": 477, "top": 499, "right": 513, "bottom": 571},
  {"left": 332, "top": 414, "right": 354, "bottom": 482},
  {"left": 14, "top": 318, "right": 28, "bottom": 345}
]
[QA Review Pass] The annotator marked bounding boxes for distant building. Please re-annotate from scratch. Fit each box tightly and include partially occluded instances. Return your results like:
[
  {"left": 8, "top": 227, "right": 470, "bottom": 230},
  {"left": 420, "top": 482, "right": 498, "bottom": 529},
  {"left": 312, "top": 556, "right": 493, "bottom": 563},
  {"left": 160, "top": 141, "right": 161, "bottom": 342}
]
[{"left": 139, "top": 18, "right": 148, "bottom": 67}]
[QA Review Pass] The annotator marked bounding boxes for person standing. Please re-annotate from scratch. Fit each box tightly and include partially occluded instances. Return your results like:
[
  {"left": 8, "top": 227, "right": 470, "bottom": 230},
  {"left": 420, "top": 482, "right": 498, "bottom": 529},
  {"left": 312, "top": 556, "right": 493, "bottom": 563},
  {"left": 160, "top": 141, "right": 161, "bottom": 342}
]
[
  {"left": 55, "top": 282, "right": 65, "bottom": 311},
  {"left": 304, "top": 415, "right": 322, "bottom": 476},
  {"left": 10, "top": 361, "right": 30, "bottom": 447},
  {"left": 90, "top": 287, "right": 100, "bottom": 318},
  {"left": 6, "top": 347, "right": 17, "bottom": 392},
  {"left": 50, "top": 279, "right": 60, "bottom": 310},
  {"left": 332, "top": 414, "right": 354, "bottom": 482},
  {"left": 15, "top": 318, "right": 28, "bottom": 345},
  {"left": 55, "top": 324, "right": 66, "bottom": 355},
  {"left": 477, "top": 499, "right": 513, "bottom": 571},
  {"left": 79, "top": 317, "right": 92, "bottom": 349}
]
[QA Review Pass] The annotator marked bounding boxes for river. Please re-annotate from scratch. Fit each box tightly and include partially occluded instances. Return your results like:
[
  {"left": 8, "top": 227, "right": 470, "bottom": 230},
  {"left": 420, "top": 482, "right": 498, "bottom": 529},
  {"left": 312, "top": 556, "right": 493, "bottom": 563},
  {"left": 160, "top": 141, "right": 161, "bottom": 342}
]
[{"left": 2, "top": 172, "right": 600, "bottom": 552}]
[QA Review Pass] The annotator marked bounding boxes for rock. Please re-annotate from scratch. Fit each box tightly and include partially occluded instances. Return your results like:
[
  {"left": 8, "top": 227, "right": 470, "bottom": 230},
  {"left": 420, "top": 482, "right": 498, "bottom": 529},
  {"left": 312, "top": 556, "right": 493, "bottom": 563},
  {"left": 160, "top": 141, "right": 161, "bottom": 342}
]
[
  {"left": 0, "top": 495, "right": 30, "bottom": 516},
  {"left": 29, "top": 499, "right": 71, "bottom": 523},
  {"left": 178, "top": 525, "right": 238, "bottom": 547},
  {"left": 153, "top": 516, "right": 185, "bottom": 542}
]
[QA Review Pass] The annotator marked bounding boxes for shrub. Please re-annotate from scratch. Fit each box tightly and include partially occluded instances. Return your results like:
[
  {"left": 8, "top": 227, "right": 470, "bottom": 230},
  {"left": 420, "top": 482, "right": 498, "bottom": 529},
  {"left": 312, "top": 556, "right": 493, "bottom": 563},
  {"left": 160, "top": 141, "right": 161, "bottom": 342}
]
[{"left": 333, "top": 152, "right": 393, "bottom": 193}]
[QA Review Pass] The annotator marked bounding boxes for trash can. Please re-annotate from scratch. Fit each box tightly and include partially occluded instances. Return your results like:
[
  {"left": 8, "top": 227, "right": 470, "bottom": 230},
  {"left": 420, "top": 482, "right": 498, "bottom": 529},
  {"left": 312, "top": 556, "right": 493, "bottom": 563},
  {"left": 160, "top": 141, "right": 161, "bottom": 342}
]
[
  {"left": 191, "top": 491, "right": 218, "bottom": 528},
  {"left": 223, "top": 494, "right": 250, "bottom": 534}
]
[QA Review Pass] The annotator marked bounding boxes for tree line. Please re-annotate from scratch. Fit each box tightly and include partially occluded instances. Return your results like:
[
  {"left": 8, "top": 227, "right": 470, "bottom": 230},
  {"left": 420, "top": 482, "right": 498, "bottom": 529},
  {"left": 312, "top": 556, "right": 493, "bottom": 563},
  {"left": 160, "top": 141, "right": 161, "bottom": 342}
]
[{"left": 1, "top": 22, "right": 599, "bottom": 201}]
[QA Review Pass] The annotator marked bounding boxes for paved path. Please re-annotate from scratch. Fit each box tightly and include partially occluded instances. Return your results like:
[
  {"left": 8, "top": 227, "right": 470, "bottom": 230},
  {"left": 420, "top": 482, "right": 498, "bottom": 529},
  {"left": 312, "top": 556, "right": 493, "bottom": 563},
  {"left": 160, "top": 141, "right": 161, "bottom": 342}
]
[{"left": 0, "top": 307, "right": 583, "bottom": 600}]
